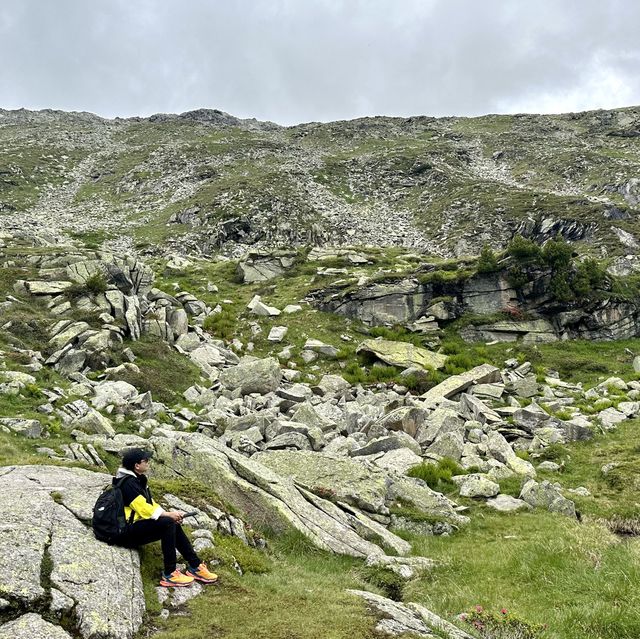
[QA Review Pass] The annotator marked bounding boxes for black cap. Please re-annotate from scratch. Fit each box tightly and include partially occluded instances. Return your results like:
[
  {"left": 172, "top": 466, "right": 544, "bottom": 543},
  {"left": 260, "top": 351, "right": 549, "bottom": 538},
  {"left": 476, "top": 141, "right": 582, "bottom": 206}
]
[{"left": 121, "top": 448, "right": 153, "bottom": 470}]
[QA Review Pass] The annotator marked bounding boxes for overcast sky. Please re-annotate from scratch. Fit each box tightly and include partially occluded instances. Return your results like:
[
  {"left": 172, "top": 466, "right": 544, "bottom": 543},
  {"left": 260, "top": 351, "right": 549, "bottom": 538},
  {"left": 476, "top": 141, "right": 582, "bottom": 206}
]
[{"left": 1, "top": 0, "right": 639, "bottom": 125}]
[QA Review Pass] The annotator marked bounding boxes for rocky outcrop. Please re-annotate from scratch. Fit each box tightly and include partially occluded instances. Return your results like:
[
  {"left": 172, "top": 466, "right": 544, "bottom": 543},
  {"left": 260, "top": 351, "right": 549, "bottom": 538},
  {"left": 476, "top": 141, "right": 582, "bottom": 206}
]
[
  {"left": 347, "top": 590, "right": 474, "bottom": 638},
  {"left": 321, "top": 279, "right": 427, "bottom": 325},
  {"left": 149, "top": 432, "right": 407, "bottom": 557},
  {"left": 13, "top": 250, "right": 225, "bottom": 376},
  {"left": 219, "top": 357, "right": 282, "bottom": 395},
  {"left": 310, "top": 265, "right": 640, "bottom": 343},
  {"left": 0, "top": 466, "right": 144, "bottom": 639},
  {"left": 253, "top": 450, "right": 464, "bottom": 525},
  {"left": 236, "top": 252, "right": 296, "bottom": 282}
]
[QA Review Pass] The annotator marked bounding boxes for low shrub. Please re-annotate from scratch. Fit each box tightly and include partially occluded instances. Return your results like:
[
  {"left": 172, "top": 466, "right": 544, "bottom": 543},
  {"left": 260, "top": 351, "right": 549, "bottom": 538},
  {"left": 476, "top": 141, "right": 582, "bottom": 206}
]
[
  {"left": 460, "top": 605, "right": 547, "bottom": 639},
  {"left": 65, "top": 274, "right": 108, "bottom": 300},
  {"left": 506, "top": 235, "right": 542, "bottom": 263},
  {"left": 84, "top": 273, "right": 108, "bottom": 295}
]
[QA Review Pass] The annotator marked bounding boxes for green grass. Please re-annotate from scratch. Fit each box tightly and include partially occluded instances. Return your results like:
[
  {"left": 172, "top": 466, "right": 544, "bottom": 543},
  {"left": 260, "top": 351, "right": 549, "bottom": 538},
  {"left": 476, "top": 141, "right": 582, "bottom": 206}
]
[
  {"left": 405, "top": 512, "right": 640, "bottom": 639},
  {"left": 537, "top": 417, "right": 640, "bottom": 522},
  {"left": 146, "top": 531, "right": 379, "bottom": 639},
  {"left": 114, "top": 336, "right": 203, "bottom": 406},
  {"left": 407, "top": 458, "right": 466, "bottom": 491}
]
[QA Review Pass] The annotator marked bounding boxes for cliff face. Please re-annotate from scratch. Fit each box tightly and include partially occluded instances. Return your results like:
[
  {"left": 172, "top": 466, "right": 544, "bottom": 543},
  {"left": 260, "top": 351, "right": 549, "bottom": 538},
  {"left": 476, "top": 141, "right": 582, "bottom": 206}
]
[
  {"left": 1, "top": 105, "right": 639, "bottom": 258},
  {"left": 310, "top": 269, "right": 640, "bottom": 342}
]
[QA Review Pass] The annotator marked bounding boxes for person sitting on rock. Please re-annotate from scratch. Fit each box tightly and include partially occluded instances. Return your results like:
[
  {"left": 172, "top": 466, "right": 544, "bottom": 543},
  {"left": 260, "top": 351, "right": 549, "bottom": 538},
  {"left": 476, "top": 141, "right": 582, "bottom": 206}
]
[{"left": 112, "top": 447, "right": 218, "bottom": 588}]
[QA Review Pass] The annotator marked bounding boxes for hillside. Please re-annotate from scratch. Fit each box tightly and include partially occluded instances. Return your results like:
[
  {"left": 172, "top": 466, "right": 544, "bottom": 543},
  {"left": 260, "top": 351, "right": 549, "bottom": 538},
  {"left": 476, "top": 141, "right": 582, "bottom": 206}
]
[
  {"left": 1, "top": 106, "right": 640, "bottom": 639},
  {"left": 1, "top": 106, "right": 639, "bottom": 258}
]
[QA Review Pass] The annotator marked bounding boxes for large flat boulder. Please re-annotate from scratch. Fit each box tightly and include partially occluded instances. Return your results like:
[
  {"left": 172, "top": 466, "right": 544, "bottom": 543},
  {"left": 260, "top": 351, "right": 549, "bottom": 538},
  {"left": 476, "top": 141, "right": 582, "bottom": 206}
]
[
  {"left": 0, "top": 466, "right": 144, "bottom": 639},
  {"left": 0, "top": 613, "right": 72, "bottom": 639},
  {"left": 462, "top": 319, "right": 558, "bottom": 344},
  {"left": 253, "top": 450, "right": 466, "bottom": 526},
  {"left": 254, "top": 450, "right": 389, "bottom": 514},
  {"left": 24, "top": 281, "right": 73, "bottom": 295},
  {"left": 356, "top": 339, "right": 447, "bottom": 370},
  {"left": 150, "top": 432, "right": 394, "bottom": 557}
]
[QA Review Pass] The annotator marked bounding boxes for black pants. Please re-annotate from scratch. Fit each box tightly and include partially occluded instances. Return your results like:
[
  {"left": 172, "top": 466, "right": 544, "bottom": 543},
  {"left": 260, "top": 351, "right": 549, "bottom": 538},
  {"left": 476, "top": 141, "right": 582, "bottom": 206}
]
[{"left": 114, "top": 516, "right": 200, "bottom": 575}]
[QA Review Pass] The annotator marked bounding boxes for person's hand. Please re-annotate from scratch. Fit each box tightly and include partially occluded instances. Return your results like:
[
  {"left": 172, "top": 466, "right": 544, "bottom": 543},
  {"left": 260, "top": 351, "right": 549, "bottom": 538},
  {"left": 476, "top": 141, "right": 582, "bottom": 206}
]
[{"left": 165, "top": 510, "right": 185, "bottom": 523}]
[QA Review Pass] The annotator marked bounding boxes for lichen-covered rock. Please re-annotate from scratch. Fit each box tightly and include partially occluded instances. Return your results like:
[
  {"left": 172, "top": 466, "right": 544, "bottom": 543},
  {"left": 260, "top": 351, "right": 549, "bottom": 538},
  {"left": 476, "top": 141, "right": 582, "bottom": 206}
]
[
  {"left": 486, "top": 494, "right": 532, "bottom": 512},
  {"left": 0, "top": 613, "right": 73, "bottom": 639},
  {"left": 350, "top": 433, "right": 421, "bottom": 458},
  {"left": 419, "top": 364, "right": 501, "bottom": 406},
  {"left": 347, "top": 590, "right": 475, "bottom": 639},
  {"left": 356, "top": 339, "right": 447, "bottom": 370},
  {"left": 519, "top": 479, "right": 576, "bottom": 517},
  {"left": 254, "top": 450, "right": 390, "bottom": 514},
  {"left": 73, "top": 408, "right": 116, "bottom": 437},
  {"left": 0, "top": 418, "right": 43, "bottom": 438},
  {"left": 150, "top": 432, "right": 389, "bottom": 557},
  {"left": 91, "top": 380, "right": 139, "bottom": 411},
  {"left": 452, "top": 473, "right": 500, "bottom": 498},
  {"left": 220, "top": 357, "right": 282, "bottom": 395},
  {"left": 0, "top": 466, "right": 144, "bottom": 639},
  {"left": 253, "top": 449, "right": 467, "bottom": 526}
]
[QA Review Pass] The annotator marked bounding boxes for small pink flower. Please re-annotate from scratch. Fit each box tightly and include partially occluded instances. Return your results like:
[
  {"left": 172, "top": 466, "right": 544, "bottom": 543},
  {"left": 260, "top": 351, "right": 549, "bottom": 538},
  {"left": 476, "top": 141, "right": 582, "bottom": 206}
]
[
  {"left": 501, "top": 608, "right": 508, "bottom": 615},
  {"left": 475, "top": 605, "right": 483, "bottom": 613}
]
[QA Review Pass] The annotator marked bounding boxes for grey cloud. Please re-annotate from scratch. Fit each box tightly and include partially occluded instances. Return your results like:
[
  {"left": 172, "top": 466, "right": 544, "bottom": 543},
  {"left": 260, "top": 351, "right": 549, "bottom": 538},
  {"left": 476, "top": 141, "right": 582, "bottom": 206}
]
[{"left": 0, "top": 0, "right": 639, "bottom": 124}]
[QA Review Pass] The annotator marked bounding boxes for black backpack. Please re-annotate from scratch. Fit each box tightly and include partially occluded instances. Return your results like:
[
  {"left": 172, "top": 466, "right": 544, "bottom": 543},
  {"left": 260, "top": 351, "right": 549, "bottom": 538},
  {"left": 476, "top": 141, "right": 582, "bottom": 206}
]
[{"left": 92, "top": 476, "right": 135, "bottom": 543}]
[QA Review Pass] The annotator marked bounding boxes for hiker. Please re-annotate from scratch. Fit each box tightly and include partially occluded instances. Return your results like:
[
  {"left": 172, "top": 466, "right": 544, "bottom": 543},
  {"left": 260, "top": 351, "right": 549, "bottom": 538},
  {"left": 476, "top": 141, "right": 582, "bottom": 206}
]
[{"left": 111, "top": 447, "right": 218, "bottom": 587}]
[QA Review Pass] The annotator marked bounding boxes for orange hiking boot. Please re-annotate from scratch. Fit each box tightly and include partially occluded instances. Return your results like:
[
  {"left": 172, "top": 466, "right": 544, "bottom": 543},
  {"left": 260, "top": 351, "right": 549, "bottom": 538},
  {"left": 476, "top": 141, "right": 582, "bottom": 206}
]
[
  {"left": 186, "top": 562, "right": 218, "bottom": 584},
  {"left": 159, "top": 569, "right": 194, "bottom": 588}
]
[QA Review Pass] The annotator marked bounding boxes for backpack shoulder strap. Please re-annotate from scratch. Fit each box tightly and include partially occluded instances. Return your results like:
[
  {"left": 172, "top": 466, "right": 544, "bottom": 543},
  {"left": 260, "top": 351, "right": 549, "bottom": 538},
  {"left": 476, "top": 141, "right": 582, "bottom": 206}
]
[
  {"left": 114, "top": 475, "right": 136, "bottom": 525},
  {"left": 114, "top": 475, "right": 133, "bottom": 489}
]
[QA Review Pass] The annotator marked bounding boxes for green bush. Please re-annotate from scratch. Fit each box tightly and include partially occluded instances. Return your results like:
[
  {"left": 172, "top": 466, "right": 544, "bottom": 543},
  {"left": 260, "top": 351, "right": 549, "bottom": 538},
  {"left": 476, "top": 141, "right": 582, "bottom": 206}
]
[
  {"left": 343, "top": 361, "right": 367, "bottom": 384},
  {"left": 65, "top": 273, "right": 108, "bottom": 299},
  {"left": 573, "top": 258, "right": 607, "bottom": 299},
  {"left": 360, "top": 565, "right": 405, "bottom": 601},
  {"left": 506, "top": 265, "right": 529, "bottom": 289},
  {"left": 506, "top": 235, "right": 541, "bottom": 263},
  {"left": 541, "top": 234, "right": 572, "bottom": 271},
  {"left": 477, "top": 244, "right": 500, "bottom": 273},
  {"left": 84, "top": 273, "right": 108, "bottom": 295},
  {"left": 549, "top": 270, "right": 573, "bottom": 302}
]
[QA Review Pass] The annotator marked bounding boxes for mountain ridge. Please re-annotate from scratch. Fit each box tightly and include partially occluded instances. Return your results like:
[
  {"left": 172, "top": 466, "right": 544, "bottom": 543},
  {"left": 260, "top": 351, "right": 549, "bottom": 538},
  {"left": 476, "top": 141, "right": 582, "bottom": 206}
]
[{"left": 1, "top": 104, "right": 639, "bottom": 259}]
